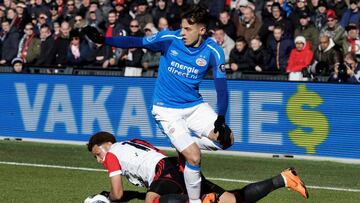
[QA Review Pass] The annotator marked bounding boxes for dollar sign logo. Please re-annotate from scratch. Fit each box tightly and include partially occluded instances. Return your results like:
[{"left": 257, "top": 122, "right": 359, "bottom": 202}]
[{"left": 286, "top": 84, "right": 329, "bottom": 154}]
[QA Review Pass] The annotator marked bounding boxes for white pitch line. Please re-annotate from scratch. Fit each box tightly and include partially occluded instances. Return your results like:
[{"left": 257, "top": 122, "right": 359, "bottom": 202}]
[{"left": 1, "top": 161, "right": 360, "bottom": 193}]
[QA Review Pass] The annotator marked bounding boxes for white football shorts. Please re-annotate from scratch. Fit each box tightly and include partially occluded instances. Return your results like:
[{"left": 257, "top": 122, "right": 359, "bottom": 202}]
[{"left": 152, "top": 103, "right": 221, "bottom": 152}]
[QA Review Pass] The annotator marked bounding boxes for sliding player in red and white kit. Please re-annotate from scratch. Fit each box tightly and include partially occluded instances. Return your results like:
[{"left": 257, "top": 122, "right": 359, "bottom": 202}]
[{"left": 85, "top": 132, "right": 309, "bottom": 203}]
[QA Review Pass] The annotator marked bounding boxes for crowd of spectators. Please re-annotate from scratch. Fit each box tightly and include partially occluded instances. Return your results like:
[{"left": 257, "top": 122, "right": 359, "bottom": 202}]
[{"left": 0, "top": 0, "right": 359, "bottom": 82}]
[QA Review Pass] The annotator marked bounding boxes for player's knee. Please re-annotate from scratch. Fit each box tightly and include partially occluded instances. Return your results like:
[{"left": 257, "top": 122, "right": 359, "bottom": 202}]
[
  {"left": 186, "top": 153, "right": 201, "bottom": 165},
  {"left": 182, "top": 143, "right": 201, "bottom": 165}
]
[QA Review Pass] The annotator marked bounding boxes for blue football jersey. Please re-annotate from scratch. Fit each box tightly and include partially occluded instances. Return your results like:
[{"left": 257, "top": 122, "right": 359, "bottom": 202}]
[{"left": 142, "top": 29, "right": 226, "bottom": 109}]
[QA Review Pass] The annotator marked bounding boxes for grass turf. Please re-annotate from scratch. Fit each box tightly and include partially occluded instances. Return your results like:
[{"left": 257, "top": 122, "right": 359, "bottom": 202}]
[{"left": 0, "top": 140, "right": 359, "bottom": 203}]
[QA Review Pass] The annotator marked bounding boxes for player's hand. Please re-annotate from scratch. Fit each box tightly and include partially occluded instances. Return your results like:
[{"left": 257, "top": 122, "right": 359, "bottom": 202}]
[
  {"left": 214, "top": 115, "right": 225, "bottom": 135},
  {"left": 82, "top": 26, "right": 105, "bottom": 44}
]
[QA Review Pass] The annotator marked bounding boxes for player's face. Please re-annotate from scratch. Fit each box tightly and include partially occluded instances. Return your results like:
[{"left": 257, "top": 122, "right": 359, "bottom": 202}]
[
  {"left": 180, "top": 19, "right": 206, "bottom": 47},
  {"left": 91, "top": 144, "right": 108, "bottom": 164}
]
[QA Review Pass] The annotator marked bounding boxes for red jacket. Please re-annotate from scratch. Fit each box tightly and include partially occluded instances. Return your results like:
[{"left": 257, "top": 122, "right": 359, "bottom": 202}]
[{"left": 286, "top": 42, "right": 314, "bottom": 72}]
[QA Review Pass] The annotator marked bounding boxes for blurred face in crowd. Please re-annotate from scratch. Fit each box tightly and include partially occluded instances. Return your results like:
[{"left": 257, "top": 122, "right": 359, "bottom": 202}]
[
  {"left": 319, "top": 36, "right": 330, "bottom": 50},
  {"left": 243, "top": 7, "right": 254, "bottom": 23},
  {"left": 157, "top": 0, "right": 166, "bottom": 10},
  {"left": 35, "top": 0, "right": 42, "bottom": 6},
  {"left": 3, "top": 0, "right": 12, "bottom": 8},
  {"left": 266, "top": 1, "right": 273, "bottom": 13},
  {"left": 219, "top": 12, "right": 230, "bottom": 25},
  {"left": 83, "top": 0, "right": 90, "bottom": 6},
  {"left": 138, "top": 5, "right": 147, "bottom": 13},
  {"left": 16, "top": 4, "right": 25, "bottom": 15},
  {"left": 108, "top": 12, "right": 117, "bottom": 25},
  {"left": 6, "top": 9, "right": 16, "bottom": 20},
  {"left": 13, "top": 63, "right": 23, "bottom": 72},
  {"left": 347, "top": 29, "right": 359, "bottom": 39},
  {"left": 250, "top": 38, "right": 261, "bottom": 51},
  {"left": 295, "top": 41, "right": 305, "bottom": 51},
  {"left": 327, "top": 18, "right": 337, "bottom": 28},
  {"left": 89, "top": 3, "right": 98, "bottom": 12},
  {"left": 272, "top": 8, "right": 281, "bottom": 19},
  {"left": 235, "top": 41, "right": 246, "bottom": 52},
  {"left": 318, "top": 6, "right": 326, "bottom": 13},
  {"left": 56, "top": 0, "right": 63, "bottom": 6},
  {"left": 53, "top": 22, "right": 60, "bottom": 34},
  {"left": 74, "top": 15, "right": 83, "bottom": 27},
  {"left": 89, "top": 12, "right": 97, "bottom": 21},
  {"left": 311, "top": 0, "right": 319, "bottom": 7},
  {"left": 350, "top": 1, "right": 358, "bottom": 11},
  {"left": 2, "top": 21, "right": 10, "bottom": 32},
  {"left": 273, "top": 28, "right": 283, "bottom": 41},
  {"left": 67, "top": 1, "right": 76, "bottom": 12},
  {"left": 296, "top": 0, "right": 306, "bottom": 9},
  {"left": 176, "top": 0, "right": 183, "bottom": 6},
  {"left": 38, "top": 14, "right": 48, "bottom": 25},
  {"left": 71, "top": 36, "right": 80, "bottom": 46},
  {"left": 24, "top": 24, "right": 34, "bottom": 36},
  {"left": 214, "top": 29, "right": 225, "bottom": 44},
  {"left": 40, "top": 26, "right": 50, "bottom": 41},
  {"left": 158, "top": 17, "right": 168, "bottom": 30},
  {"left": 60, "top": 21, "right": 71, "bottom": 37},
  {"left": 299, "top": 17, "right": 309, "bottom": 26},
  {"left": 50, "top": 6, "right": 58, "bottom": 16},
  {"left": 344, "top": 54, "right": 357, "bottom": 69},
  {"left": 180, "top": 18, "right": 206, "bottom": 47},
  {"left": 130, "top": 20, "right": 140, "bottom": 33}
]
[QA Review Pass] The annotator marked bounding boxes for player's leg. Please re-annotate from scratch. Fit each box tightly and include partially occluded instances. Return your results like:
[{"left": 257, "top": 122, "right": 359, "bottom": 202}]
[
  {"left": 186, "top": 103, "right": 233, "bottom": 150},
  {"left": 152, "top": 106, "right": 202, "bottom": 203},
  {"left": 229, "top": 167, "right": 309, "bottom": 202}
]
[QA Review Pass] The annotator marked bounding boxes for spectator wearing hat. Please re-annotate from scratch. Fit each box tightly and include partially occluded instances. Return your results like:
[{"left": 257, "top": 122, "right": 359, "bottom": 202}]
[
  {"left": 311, "top": 0, "right": 328, "bottom": 30},
  {"left": 135, "top": 0, "right": 153, "bottom": 30},
  {"left": 67, "top": 29, "right": 90, "bottom": 66},
  {"left": 289, "top": 0, "right": 311, "bottom": 26},
  {"left": 0, "top": 20, "right": 19, "bottom": 65},
  {"left": 294, "top": 11, "right": 319, "bottom": 51},
  {"left": 36, "top": 25, "right": 55, "bottom": 66},
  {"left": 320, "top": 9, "right": 346, "bottom": 47},
  {"left": 286, "top": 36, "right": 314, "bottom": 81},
  {"left": 235, "top": 6, "right": 262, "bottom": 43},
  {"left": 17, "top": 23, "right": 41, "bottom": 65},
  {"left": 340, "top": 0, "right": 360, "bottom": 28},
  {"left": 259, "top": 2, "right": 293, "bottom": 43},
  {"left": 267, "top": 25, "right": 294, "bottom": 72},
  {"left": 311, "top": 33, "right": 342, "bottom": 76},
  {"left": 229, "top": 36, "right": 251, "bottom": 79},
  {"left": 113, "top": 0, "right": 132, "bottom": 29},
  {"left": 151, "top": 0, "right": 169, "bottom": 29},
  {"left": 11, "top": 57, "right": 29, "bottom": 73},
  {"left": 141, "top": 23, "right": 161, "bottom": 77},
  {"left": 342, "top": 24, "right": 360, "bottom": 61}
]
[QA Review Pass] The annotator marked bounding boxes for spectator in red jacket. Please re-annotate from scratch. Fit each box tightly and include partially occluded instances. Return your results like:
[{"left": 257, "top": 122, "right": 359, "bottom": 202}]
[{"left": 286, "top": 36, "right": 314, "bottom": 81}]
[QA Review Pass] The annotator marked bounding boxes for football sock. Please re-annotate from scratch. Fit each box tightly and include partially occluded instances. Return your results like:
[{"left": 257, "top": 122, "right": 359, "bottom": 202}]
[
  {"left": 230, "top": 174, "right": 285, "bottom": 203},
  {"left": 184, "top": 161, "right": 202, "bottom": 203}
]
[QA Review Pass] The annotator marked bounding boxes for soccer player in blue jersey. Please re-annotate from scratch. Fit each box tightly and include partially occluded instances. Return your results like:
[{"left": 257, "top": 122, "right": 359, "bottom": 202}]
[{"left": 83, "top": 5, "right": 233, "bottom": 203}]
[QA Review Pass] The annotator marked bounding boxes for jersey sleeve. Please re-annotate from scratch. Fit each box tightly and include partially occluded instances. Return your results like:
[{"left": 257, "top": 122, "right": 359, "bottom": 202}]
[
  {"left": 142, "top": 29, "right": 180, "bottom": 53},
  {"left": 103, "top": 152, "right": 122, "bottom": 177},
  {"left": 209, "top": 44, "right": 229, "bottom": 116}
]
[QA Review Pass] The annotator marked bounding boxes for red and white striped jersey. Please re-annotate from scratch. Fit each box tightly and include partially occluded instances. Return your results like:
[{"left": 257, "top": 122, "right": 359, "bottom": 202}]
[{"left": 102, "top": 139, "right": 166, "bottom": 188}]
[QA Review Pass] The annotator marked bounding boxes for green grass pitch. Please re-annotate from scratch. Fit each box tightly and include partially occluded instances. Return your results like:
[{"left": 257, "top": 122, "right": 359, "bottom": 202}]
[{"left": 0, "top": 140, "right": 359, "bottom": 203}]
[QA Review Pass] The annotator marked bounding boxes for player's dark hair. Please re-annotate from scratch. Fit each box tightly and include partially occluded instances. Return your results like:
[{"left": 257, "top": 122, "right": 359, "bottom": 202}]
[
  {"left": 181, "top": 4, "right": 209, "bottom": 28},
  {"left": 87, "top": 131, "right": 116, "bottom": 151}
]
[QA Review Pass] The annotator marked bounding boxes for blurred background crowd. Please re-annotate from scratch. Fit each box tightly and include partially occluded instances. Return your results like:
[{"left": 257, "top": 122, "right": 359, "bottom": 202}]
[{"left": 0, "top": 0, "right": 359, "bottom": 82}]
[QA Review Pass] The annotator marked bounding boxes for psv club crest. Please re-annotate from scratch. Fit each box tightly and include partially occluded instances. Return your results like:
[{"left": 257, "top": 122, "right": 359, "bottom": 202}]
[{"left": 196, "top": 58, "right": 207, "bottom": 67}]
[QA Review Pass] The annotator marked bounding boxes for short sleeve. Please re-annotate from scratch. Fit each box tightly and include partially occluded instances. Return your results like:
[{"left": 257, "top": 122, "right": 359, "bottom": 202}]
[{"left": 103, "top": 152, "right": 122, "bottom": 177}]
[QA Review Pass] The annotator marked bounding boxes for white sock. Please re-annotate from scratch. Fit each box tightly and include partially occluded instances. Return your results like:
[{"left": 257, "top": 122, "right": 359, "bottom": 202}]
[{"left": 184, "top": 161, "right": 202, "bottom": 203}]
